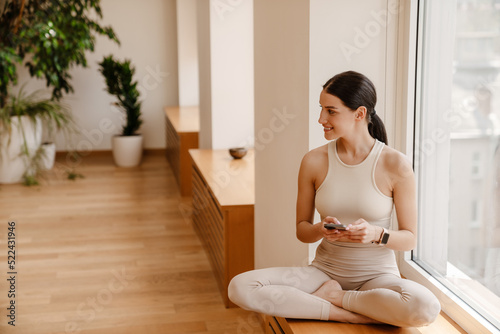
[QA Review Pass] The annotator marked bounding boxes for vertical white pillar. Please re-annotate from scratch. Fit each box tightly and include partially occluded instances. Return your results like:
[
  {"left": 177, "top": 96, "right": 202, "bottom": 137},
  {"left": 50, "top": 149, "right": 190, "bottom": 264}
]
[
  {"left": 176, "top": 0, "right": 200, "bottom": 107},
  {"left": 254, "top": 0, "right": 310, "bottom": 268},
  {"left": 196, "top": 0, "right": 213, "bottom": 149},
  {"left": 196, "top": 0, "right": 254, "bottom": 149}
]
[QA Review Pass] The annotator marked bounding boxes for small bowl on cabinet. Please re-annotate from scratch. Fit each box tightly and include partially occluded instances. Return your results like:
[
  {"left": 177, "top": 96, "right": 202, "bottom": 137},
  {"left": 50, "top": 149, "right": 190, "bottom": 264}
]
[{"left": 229, "top": 147, "right": 248, "bottom": 159}]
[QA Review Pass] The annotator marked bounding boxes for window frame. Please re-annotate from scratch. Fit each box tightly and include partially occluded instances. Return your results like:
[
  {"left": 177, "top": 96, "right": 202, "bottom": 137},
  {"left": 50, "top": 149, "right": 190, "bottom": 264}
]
[{"left": 395, "top": 1, "right": 500, "bottom": 333}]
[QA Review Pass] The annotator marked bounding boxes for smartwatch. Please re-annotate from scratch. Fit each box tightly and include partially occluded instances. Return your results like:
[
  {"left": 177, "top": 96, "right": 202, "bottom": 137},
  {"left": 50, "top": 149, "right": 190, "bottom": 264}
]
[{"left": 376, "top": 228, "right": 390, "bottom": 245}]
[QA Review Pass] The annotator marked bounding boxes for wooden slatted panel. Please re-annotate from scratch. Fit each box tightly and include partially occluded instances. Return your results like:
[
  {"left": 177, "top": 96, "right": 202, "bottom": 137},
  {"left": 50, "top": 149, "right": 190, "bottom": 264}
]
[
  {"left": 191, "top": 166, "right": 225, "bottom": 257},
  {"left": 191, "top": 164, "right": 225, "bottom": 292},
  {"left": 189, "top": 148, "right": 255, "bottom": 307}
]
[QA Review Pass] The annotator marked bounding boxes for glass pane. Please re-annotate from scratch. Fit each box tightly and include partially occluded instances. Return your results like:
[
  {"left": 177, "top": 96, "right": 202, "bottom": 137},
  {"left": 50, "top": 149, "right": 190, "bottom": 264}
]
[{"left": 414, "top": 0, "right": 500, "bottom": 329}]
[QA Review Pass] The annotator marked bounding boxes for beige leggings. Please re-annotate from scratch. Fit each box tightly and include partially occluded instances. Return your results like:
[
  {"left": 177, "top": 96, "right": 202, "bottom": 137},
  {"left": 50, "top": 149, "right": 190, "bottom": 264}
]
[{"left": 228, "top": 266, "right": 441, "bottom": 327}]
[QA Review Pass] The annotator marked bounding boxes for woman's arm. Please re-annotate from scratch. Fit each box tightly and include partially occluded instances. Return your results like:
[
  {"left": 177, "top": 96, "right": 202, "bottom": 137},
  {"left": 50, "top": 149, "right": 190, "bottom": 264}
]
[
  {"left": 296, "top": 150, "right": 325, "bottom": 243},
  {"left": 386, "top": 154, "right": 418, "bottom": 251},
  {"left": 296, "top": 148, "right": 350, "bottom": 244},
  {"left": 346, "top": 151, "right": 417, "bottom": 251},
  {"left": 296, "top": 151, "right": 324, "bottom": 243}
]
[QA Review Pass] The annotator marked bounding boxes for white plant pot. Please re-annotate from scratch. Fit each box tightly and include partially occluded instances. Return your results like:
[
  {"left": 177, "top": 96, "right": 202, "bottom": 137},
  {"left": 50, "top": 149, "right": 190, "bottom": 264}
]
[
  {"left": 0, "top": 116, "right": 42, "bottom": 184},
  {"left": 40, "top": 142, "right": 56, "bottom": 171},
  {"left": 112, "top": 135, "right": 143, "bottom": 167}
]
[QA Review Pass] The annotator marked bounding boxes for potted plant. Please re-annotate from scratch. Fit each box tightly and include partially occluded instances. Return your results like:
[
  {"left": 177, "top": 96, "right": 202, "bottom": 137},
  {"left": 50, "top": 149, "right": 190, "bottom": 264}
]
[
  {"left": 0, "top": 87, "right": 74, "bottom": 184},
  {"left": 0, "top": 0, "right": 120, "bottom": 105},
  {"left": 0, "top": 0, "right": 119, "bottom": 184},
  {"left": 98, "top": 55, "right": 143, "bottom": 167}
]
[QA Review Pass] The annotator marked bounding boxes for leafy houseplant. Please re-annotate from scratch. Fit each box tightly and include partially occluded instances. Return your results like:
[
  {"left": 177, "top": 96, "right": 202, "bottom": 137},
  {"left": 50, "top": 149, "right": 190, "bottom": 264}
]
[
  {"left": 0, "top": 0, "right": 120, "bottom": 106},
  {"left": 98, "top": 55, "right": 143, "bottom": 167},
  {"left": 0, "top": 0, "right": 120, "bottom": 184},
  {"left": 98, "top": 55, "right": 142, "bottom": 136}
]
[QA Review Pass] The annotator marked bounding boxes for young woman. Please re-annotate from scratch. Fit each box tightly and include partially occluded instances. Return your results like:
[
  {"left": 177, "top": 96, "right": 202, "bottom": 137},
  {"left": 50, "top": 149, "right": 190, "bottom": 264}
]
[{"left": 228, "top": 71, "right": 441, "bottom": 327}]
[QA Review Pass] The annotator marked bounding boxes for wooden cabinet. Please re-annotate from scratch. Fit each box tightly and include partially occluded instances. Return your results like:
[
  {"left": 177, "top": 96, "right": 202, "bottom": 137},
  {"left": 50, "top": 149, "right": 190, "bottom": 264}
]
[
  {"left": 165, "top": 106, "right": 199, "bottom": 196},
  {"left": 189, "top": 148, "right": 254, "bottom": 307}
]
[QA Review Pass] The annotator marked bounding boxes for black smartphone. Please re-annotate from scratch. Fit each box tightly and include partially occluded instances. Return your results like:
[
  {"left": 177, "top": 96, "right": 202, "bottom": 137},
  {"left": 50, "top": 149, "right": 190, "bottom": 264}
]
[{"left": 324, "top": 223, "right": 347, "bottom": 230}]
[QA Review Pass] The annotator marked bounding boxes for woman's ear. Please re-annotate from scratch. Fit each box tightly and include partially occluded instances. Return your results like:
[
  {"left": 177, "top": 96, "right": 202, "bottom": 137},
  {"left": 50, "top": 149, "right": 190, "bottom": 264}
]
[{"left": 354, "top": 106, "right": 367, "bottom": 121}]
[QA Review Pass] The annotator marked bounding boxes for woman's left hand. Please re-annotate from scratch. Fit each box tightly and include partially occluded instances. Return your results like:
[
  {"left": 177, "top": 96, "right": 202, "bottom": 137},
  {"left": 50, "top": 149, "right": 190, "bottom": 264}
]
[{"left": 345, "top": 219, "right": 381, "bottom": 244}]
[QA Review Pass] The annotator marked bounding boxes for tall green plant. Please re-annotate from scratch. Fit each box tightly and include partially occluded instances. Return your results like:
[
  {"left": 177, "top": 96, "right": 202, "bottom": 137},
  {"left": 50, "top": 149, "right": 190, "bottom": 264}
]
[
  {"left": 98, "top": 55, "right": 142, "bottom": 136},
  {"left": 0, "top": 0, "right": 120, "bottom": 107}
]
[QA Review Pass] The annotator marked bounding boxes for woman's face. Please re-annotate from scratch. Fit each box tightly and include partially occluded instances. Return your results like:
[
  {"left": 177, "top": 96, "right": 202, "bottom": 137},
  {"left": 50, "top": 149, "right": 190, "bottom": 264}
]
[{"left": 318, "top": 90, "right": 357, "bottom": 141}]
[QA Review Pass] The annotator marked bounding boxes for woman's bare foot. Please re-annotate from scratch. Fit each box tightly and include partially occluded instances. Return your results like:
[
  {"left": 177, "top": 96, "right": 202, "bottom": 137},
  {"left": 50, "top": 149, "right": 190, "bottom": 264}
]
[
  {"left": 312, "top": 280, "right": 345, "bottom": 307},
  {"left": 313, "top": 280, "right": 381, "bottom": 324}
]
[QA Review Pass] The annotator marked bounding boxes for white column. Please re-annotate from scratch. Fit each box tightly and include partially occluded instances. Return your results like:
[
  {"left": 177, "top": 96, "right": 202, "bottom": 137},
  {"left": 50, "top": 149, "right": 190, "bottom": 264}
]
[
  {"left": 176, "top": 0, "right": 200, "bottom": 107},
  {"left": 196, "top": 0, "right": 254, "bottom": 149},
  {"left": 196, "top": 0, "right": 213, "bottom": 148},
  {"left": 254, "top": 0, "right": 310, "bottom": 268}
]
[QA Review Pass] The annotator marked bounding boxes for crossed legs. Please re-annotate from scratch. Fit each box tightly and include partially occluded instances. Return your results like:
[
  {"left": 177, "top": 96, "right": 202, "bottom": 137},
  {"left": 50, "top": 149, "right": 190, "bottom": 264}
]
[
  {"left": 312, "top": 274, "right": 441, "bottom": 327},
  {"left": 229, "top": 266, "right": 440, "bottom": 327},
  {"left": 228, "top": 266, "right": 378, "bottom": 324}
]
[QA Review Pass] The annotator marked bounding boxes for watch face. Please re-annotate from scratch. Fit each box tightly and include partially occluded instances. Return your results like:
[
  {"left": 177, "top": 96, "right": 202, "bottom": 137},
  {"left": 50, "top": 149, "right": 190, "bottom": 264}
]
[{"left": 381, "top": 233, "right": 390, "bottom": 244}]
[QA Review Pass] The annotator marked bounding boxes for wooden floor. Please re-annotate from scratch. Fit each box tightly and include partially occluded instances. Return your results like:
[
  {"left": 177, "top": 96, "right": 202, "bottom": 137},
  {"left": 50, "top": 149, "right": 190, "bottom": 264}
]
[{"left": 0, "top": 153, "right": 265, "bottom": 334}]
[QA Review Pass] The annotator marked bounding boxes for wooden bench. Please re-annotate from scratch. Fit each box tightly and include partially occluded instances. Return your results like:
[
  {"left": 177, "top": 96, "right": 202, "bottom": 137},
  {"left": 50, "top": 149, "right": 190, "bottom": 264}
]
[
  {"left": 189, "top": 148, "right": 254, "bottom": 307},
  {"left": 165, "top": 106, "right": 199, "bottom": 196},
  {"left": 264, "top": 312, "right": 466, "bottom": 334}
]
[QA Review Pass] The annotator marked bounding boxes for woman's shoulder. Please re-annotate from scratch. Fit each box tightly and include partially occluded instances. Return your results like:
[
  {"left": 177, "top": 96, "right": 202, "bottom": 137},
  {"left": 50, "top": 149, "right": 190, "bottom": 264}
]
[
  {"left": 302, "top": 143, "right": 329, "bottom": 163},
  {"left": 299, "top": 143, "right": 329, "bottom": 172},
  {"left": 299, "top": 143, "right": 330, "bottom": 185},
  {"left": 379, "top": 144, "right": 414, "bottom": 179}
]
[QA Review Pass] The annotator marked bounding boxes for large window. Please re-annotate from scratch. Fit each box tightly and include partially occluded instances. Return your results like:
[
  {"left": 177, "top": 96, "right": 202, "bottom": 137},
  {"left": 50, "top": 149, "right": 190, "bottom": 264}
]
[{"left": 410, "top": 0, "right": 500, "bottom": 332}]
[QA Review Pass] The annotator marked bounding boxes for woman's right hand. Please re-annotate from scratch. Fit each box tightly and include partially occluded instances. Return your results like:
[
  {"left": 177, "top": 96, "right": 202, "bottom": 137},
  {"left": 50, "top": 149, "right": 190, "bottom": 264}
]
[{"left": 319, "top": 216, "right": 349, "bottom": 242}]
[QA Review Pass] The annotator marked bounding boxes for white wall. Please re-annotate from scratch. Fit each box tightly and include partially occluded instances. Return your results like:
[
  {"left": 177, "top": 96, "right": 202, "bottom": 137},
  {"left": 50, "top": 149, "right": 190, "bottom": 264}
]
[
  {"left": 15, "top": 0, "right": 179, "bottom": 152},
  {"left": 309, "top": 0, "right": 400, "bottom": 150},
  {"left": 197, "top": 0, "right": 254, "bottom": 150},
  {"left": 177, "top": 0, "right": 200, "bottom": 106}
]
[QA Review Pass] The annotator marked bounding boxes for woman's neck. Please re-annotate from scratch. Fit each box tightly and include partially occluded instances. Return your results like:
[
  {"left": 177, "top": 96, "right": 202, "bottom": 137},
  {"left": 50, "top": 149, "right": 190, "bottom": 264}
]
[{"left": 336, "top": 130, "right": 375, "bottom": 162}]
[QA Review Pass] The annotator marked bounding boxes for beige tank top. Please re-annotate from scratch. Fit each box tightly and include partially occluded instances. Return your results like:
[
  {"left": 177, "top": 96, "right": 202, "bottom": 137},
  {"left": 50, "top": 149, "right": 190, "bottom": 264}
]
[
  {"left": 315, "top": 139, "right": 393, "bottom": 228},
  {"left": 312, "top": 139, "right": 399, "bottom": 285}
]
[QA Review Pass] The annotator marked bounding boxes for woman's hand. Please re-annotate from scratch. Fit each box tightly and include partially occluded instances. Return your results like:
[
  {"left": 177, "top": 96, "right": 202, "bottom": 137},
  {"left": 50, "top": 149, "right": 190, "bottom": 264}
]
[
  {"left": 320, "top": 216, "right": 350, "bottom": 242},
  {"left": 344, "top": 218, "right": 382, "bottom": 244}
]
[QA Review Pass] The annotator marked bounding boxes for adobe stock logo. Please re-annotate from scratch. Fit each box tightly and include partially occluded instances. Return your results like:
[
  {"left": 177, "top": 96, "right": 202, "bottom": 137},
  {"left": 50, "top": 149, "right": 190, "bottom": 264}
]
[
  {"left": 212, "top": 0, "right": 244, "bottom": 20},
  {"left": 339, "top": 1, "right": 401, "bottom": 63}
]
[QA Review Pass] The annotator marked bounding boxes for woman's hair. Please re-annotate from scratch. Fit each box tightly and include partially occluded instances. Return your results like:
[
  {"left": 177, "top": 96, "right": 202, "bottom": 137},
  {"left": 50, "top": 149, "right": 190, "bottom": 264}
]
[{"left": 323, "top": 71, "right": 388, "bottom": 145}]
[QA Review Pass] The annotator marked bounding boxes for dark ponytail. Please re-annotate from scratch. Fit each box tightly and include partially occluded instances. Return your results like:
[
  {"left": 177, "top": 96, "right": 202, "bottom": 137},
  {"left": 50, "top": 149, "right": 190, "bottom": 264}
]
[
  {"left": 323, "top": 71, "right": 388, "bottom": 145},
  {"left": 368, "top": 112, "right": 388, "bottom": 145}
]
